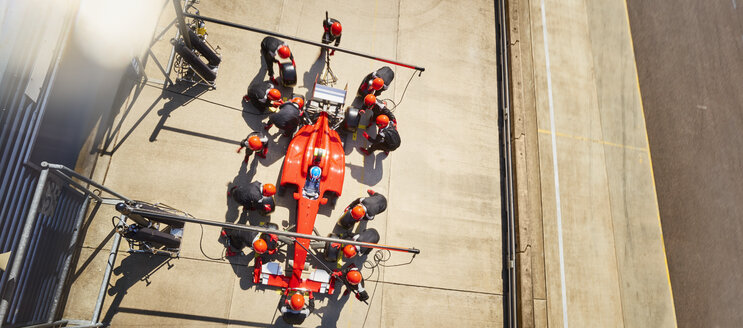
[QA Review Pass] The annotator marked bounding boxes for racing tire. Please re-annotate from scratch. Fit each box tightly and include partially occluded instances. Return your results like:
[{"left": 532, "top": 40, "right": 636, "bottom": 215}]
[
  {"left": 342, "top": 106, "right": 361, "bottom": 132},
  {"left": 279, "top": 62, "right": 297, "bottom": 87}
]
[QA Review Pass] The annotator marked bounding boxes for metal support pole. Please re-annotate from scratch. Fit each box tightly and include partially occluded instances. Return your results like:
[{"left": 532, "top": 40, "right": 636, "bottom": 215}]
[
  {"left": 172, "top": 0, "right": 192, "bottom": 49},
  {"left": 182, "top": 13, "right": 426, "bottom": 73},
  {"left": 118, "top": 203, "right": 420, "bottom": 254},
  {"left": 44, "top": 164, "right": 131, "bottom": 203},
  {"left": 0, "top": 163, "right": 50, "bottom": 326},
  {"left": 163, "top": 24, "right": 181, "bottom": 87},
  {"left": 47, "top": 198, "right": 91, "bottom": 322},
  {"left": 90, "top": 216, "right": 125, "bottom": 324}
]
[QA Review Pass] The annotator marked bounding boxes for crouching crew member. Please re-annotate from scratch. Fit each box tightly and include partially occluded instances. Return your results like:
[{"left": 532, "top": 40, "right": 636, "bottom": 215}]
[
  {"left": 347, "top": 189, "right": 387, "bottom": 221},
  {"left": 321, "top": 16, "right": 342, "bottom": 55},
  {"left": 361, "top": 94, "right": 396, "bottom": 126},
  {"left": 359, "top": 115, "right": 401, "bottom": 156},
  {"left": 323, "top": 234, "right": 358, "bottom": 262},
  {"left": 280, "top": 292, "right": 315, "bottom": 325},
  {"left": 265, "top": 97, "right": 304, "bottom": 137},
  {"left": 260, "top": 36, "right": 295, "bottom": 84},
  {"left": 250, "top": 230, "right": 280, "bottom": 277},
  {"left": 358, "top": 66, "right": 394, "bottom": 97},
  {"left": 228, "top": 181, "right": 276, "bottom": 214},
  {"left": 334, "top": 204, "right": 367, "bottom": 233},
  {"left": 323, "top": 234, "right": 363, "bottom": 263},
  {"left": 324, "top": 228, "right": 380, "bottom": 264},
  {"left": 334, "top": 189, "right": 387, "bottom": 233},
  {"left": 333, "top": 265, "right": 370, "bottom": 302},
  {"left": 244, "top": 81, "right": 282, "bottom": 113},
  {"left": 251, "top": 232, "right": 279, "bottom": 256},
  {"left": 345, "top": 228, "right": 381, "bottom": 257},
  {"left": 220, "top": 229, "right": 254, "bottom": 257},
  {"left": 237, "top": 131, "right": 269, "bottom": 161}
]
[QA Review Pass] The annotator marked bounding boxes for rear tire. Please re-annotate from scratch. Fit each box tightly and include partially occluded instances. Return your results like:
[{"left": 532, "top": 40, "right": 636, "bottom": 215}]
[{"left": 342, "top": 106, "right": 361, "bottom": 132}]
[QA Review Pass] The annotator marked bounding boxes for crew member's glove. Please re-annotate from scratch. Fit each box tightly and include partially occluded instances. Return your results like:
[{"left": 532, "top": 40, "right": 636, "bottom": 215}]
[
  {"left": 356, "top": 290, "right": 370, "bottom": 302},
  {"left": 264, "top": 204, "right": 272, "bottom": 212}
]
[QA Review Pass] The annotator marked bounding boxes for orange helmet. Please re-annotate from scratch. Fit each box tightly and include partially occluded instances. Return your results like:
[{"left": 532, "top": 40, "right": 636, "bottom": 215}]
[
  {"left": 253, "top": 238, "right": 267, "bottom": 254},
  {"left": 268, "top": 88, "right": 281, "bottom": 101},
  {"left": 347, "top": 270, "right": 362, "bottom": 285},
  {"left": 351, "top": 205, "right": 366, "bottom": 220},
  {"left": 331, "top": 22, "right": 342, "bottom": 36},
  {"left": 262, "top": 183, "right": 276, "bottom": 197},
  {"left": 278, "top": 45, "right": 291, "bottom": 59},
  {"left": 291, "top": 97, "right": 304, "bottom": 109},
  {"left": 371, "top": 77, "right": 385, "bottom": 90},
  {"left": 247, "top": 135, "right": 263, "bottom": 150},
  {"left": 290, "top": 293, "right": 304, "bottom": 310},
  {"left": 375, "top": 115, "right": 390, "bottom": 127},
  {"left": 342, "top": 244, "right": 357, "bottom": 258},
  {"left": 364, "top": 94, "right": 377, "bottom": 108}
]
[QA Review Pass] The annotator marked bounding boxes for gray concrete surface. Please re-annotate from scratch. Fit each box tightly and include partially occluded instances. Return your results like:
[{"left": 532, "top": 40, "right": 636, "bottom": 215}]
[
  {"left": 63, "top": 0, "right": 504, "bottom": 327},
  {"left": 508, "top": 0, "right": 676, "bottom": 326},
  {"left": 627, "top": 1, "right": 743, "bottom": 327}
]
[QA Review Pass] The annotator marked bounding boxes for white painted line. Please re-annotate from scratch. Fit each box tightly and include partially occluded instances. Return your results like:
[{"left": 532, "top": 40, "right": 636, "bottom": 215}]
[
  {"left": 733, "top": 0, "right": 737, "bottom": 9},
  {"left": 540, "top": 0, "right": 569, "bottom": 327}
]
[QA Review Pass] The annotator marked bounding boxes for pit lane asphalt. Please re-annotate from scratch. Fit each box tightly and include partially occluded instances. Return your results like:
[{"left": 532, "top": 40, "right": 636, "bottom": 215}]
[{"left": 627, "top": 1, "right": 743, "bottom": 326}]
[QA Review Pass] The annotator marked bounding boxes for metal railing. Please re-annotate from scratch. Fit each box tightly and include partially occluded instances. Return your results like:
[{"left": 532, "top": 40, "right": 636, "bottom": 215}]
[
  {"left": 0, "top": 162, "right": 129, "bottom": 327},
  {"left": 0, "top": 1, "right": 82, "bottom": 326}
]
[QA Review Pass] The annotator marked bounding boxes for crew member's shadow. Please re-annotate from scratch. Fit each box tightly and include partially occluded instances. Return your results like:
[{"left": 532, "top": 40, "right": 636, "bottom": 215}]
[
  {"left": 314, "top": 283, "right": 352, "bottom": 327},
  {"left": 302, "top": 48, "right": 327, "bottom": 90},
  {"left": 101, "top": 254, "right": 173, "bottom": 325},
  {"left": 345, "top": 153, "right": 384, "bottom": 186}
]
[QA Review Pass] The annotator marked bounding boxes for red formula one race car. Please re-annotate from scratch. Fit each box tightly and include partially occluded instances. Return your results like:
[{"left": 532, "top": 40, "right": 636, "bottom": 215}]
[{"left": 251, "top": 79, "right": 417, "bottom": 323}]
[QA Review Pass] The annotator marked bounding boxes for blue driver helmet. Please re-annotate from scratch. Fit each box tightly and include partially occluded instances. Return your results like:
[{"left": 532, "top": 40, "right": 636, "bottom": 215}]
[{"left": 310, "top": 166, "right": 322, "bottom": 181}]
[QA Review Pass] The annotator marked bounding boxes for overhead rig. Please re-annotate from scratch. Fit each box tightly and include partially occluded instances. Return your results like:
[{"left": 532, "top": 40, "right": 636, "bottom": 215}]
[{"left": 114, "top": 201, "right": 420, "bottom": 256}]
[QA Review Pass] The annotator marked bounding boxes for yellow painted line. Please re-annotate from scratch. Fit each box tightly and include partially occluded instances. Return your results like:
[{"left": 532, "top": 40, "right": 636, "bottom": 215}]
[
  {"left": 622, "top": 0, "right": 678, "bottom": 324},
  {"left": 537, "top": 129, "right": 648, "bottom": 152}
]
